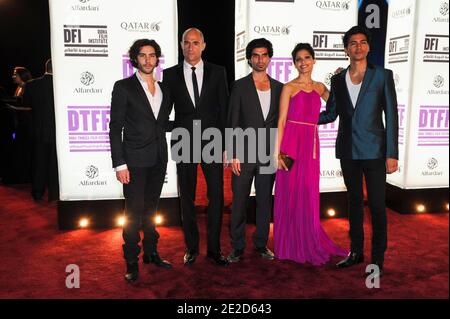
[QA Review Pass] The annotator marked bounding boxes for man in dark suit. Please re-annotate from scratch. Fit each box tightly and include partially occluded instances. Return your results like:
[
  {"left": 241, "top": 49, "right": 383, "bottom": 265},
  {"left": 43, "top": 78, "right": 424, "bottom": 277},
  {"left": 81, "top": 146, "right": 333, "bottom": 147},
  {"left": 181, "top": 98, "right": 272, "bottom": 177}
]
[
  {"left": 318, "top": 26, "right": 398, "bottom": 277},
  {"left": 23, "top": 59, "right": 59, "bottom": 202},
  {"left": 163, "top": 28, "right": 229, "bottom": 266},
  {"left": 226, "top": 38, "right": 283, "bottom": 263},
  {"left": 109, "top": 39, "right": 173, "bottom": 283}
]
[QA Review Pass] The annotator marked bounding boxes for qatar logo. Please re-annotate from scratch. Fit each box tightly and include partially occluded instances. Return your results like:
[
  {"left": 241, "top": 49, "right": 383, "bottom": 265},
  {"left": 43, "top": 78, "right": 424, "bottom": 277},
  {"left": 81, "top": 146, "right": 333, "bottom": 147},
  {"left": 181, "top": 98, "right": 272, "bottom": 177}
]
[
  {"left": 151, "top": 22, "right": 161, "bottom": 31},
  {"left": 120, "top": 21, "right": 161, "bottom": 32},
  {"left": 79, "top": 0, "right": 89, "bottom": 3},
  {"left": 85, "top": 165, "right": 99, "bottom": 179},
  {"left": 80, "top": 71, "right": 94, "bottom": 86},
  {"left": 427, "top": 158, "right": 438, "bottom": 170},
  {"left": 316, "top": 1, "right": 351, "bottom": 11},
  {"left": 391, "top": 6, "right": 412, "bottom": 18},
  {"left": 433, "top": 75, "right": 444, "bottom": 88},
  {"left": 440, "top": 2, "right": 449, "bottom": 16},
  {"left": 253, "top": 25, "right": 291, "bottom": 36}
]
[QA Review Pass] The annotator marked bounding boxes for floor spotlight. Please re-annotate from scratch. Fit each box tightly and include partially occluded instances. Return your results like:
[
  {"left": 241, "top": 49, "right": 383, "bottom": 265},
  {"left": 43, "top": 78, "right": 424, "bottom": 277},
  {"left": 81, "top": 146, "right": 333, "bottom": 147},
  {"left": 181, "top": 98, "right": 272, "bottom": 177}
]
[
  {"left": 117, "top": 216, "right": 126, "bottom": 227},
  {"left": 416, "top": 204, "right": 426, "bottom": 213},
  {"left": 79, "top": 218, "right": 89, "bottom": 228},
  {"left": 327, "top": 209, "right": 336, "bottom": 217},
  {"left": 155, "top": 215, "right": 163, "bottom": 225}
]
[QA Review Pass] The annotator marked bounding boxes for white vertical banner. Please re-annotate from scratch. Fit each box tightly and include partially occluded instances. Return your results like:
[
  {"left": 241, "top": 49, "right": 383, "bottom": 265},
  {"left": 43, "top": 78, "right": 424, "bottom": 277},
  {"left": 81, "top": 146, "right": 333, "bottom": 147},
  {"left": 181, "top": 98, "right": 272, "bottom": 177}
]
[
  {"left": 386, "top": 0, "right": 449, "bottom": 189},
  {"left": 234, "top": 0, "right": 358, "bottom": 193},
  {"left": 49, "top": 0, "right": 178, "bottom": 200},
  {"left": 384, "top": 0, "right": 417, "bottom": 188}
]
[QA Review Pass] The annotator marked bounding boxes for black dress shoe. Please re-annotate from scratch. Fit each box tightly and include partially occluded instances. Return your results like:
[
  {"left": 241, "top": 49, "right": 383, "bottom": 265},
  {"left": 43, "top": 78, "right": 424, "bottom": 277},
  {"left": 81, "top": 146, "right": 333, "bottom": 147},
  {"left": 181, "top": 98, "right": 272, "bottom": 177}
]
[
  {"left": 255, "top": 247, "right": 275, "bottom": 260},
  {"left": 227, "top": 249, "right": 244, "bottom": 263},
  {"left": 206, "top": 251, "right": 229, "bottom": 266},
  {"left": 143, "top": 253, "right": 173, "bottom": 269},
  {"left": 336, "top": 252, "right": 364, "bottom": 269},
  {"left": 183, "top": 251, "right": 198, "bottom": 265},
  {"left": 124, "top": 262, "right": 139, "bottom": 283}
]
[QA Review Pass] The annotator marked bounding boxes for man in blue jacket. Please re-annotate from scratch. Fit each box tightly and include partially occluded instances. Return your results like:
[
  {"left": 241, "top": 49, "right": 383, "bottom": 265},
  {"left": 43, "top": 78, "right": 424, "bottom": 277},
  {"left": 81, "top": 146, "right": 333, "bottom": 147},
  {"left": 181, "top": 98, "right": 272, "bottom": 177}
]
[{"left": 319, "top": 26, "right": 398, "bottom": 277}]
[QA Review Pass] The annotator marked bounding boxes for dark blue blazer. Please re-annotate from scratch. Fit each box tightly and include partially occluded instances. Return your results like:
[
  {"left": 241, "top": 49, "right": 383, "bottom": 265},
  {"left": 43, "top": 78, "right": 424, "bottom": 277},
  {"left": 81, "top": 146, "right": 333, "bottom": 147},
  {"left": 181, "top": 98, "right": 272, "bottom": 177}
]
[{"left": 318, "top": 64, "right": 399, "bottom": 160}]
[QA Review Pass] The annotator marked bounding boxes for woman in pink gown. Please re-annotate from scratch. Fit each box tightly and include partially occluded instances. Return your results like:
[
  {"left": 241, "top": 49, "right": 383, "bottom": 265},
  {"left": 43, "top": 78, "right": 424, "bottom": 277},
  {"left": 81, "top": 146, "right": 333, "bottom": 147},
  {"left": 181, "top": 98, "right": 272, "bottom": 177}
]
[{"left": 274, "top": 43, "right": 347, "bottom": 265}]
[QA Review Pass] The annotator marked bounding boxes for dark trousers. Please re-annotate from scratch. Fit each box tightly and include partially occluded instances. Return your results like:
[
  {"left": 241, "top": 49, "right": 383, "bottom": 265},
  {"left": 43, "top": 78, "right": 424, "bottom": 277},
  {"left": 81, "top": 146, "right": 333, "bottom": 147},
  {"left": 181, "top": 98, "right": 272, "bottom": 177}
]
[
  {"left": 230, "top": 163, "right": 274, "bottom": 250},
  {"left": 31, "top": 140, "right": 59, "bottom": 201},
  {"left": 177, "top": 162, "right": 224, "bottom": 254},
  {"left": 340, "top": 158, "right": 387, "bottom": 263},
  {"left": 122, "top": 163, "right": 167, "bottom": 263}
]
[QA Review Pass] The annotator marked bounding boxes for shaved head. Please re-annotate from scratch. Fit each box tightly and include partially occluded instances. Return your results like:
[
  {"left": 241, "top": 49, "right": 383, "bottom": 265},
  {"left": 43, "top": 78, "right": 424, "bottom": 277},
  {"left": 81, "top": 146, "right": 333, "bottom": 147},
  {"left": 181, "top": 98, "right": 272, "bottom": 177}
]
[{"left": 182, "top": 27, "right": 205, "bottom": 43}]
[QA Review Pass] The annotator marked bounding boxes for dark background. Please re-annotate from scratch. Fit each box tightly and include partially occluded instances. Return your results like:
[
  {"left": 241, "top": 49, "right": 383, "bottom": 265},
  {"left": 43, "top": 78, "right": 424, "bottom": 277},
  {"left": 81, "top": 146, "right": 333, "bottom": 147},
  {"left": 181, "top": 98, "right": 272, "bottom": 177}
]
[{"left": 0, "top": 0, "right": 387, "bottom": 95}]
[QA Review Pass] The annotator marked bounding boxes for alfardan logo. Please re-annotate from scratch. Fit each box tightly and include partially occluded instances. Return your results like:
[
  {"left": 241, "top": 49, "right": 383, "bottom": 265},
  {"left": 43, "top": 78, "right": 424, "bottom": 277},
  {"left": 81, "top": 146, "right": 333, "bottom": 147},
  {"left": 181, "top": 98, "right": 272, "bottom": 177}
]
[
  {"left": 434, "top": 2, "right": 449, "bottom": 22},
  {"left": 72, "top": 0, "right": 99, "bottom": 11}
]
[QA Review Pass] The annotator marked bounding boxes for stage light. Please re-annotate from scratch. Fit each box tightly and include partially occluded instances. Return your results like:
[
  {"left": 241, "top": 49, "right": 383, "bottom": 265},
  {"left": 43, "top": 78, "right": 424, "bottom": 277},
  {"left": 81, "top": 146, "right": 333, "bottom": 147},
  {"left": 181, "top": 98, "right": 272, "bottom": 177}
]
[
  {"left": 117, "top": 216, "right": 126, "bottom": 227},
  {"left": 79, "top": 218, "right": 89, "bottom": 228},
  {"left": 155, "top": 215, "right": 163, "bottom": 225},
  {"left": 416, "top": 204, "right": 426, "bottom": 213},
  {"left": 327, "top": 209, "right": 336, "bottom": 217},
  {"left": 445, "top": 203, "right": 449, "bottom": 211}
]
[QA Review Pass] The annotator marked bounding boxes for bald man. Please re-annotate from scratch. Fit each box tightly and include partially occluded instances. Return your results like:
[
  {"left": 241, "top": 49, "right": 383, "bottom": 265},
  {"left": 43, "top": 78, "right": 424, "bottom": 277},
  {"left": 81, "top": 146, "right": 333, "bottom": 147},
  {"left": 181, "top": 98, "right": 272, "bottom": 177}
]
[{"left": 163, "top": 28, "right": 229, "bottom": 266}]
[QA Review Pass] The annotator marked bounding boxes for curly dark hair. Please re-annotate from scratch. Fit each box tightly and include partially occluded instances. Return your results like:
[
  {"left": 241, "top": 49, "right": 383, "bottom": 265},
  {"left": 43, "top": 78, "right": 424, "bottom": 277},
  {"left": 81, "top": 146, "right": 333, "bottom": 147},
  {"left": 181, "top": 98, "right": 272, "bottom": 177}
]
[
  {"left": 291, "top": 43, "right": 315, "bottom": 62},
  {"left": 343, "top": 26, "right": 371, "bottom": 48},
  {"left": 245, "top": 38, "right": 274, "bottom": 66},
  {"left": 128, "top": 39, "right": 162, "bottom": 68}
]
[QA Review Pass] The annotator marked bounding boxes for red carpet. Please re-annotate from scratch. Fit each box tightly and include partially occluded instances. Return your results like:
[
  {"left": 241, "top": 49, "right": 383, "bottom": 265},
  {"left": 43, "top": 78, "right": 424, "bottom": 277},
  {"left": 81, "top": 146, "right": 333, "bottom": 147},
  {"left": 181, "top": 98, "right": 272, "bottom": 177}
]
[{"left": 0, "top": 176, "right": 448, "bottom": 299}]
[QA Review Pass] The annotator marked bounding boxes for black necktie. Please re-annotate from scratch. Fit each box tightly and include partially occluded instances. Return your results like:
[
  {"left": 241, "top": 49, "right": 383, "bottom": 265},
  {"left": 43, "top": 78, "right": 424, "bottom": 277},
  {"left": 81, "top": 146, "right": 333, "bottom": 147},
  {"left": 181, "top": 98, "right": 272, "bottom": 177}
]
[{"left": 191, "top": 66, "right": 200, "bottom": 107}]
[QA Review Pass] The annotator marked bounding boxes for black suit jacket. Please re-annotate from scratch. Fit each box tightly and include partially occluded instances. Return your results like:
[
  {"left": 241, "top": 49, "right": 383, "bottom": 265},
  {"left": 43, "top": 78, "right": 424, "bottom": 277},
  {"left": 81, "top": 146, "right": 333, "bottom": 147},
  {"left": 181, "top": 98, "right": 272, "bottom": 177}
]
[
  {"left": 163, "top": 61, "right": 229, "bottom": 147},
  {"left": 227, "top": 73, "right": 283, "bottom": 162},
  {"left": 23, "top": 74, "right": 55, "bottom": 143},
  {"left": 109, "top": 74, "right": 172, "bottom": 168},
  {"left": 318, "top": 64, "right": 398, "bottom": 160}
]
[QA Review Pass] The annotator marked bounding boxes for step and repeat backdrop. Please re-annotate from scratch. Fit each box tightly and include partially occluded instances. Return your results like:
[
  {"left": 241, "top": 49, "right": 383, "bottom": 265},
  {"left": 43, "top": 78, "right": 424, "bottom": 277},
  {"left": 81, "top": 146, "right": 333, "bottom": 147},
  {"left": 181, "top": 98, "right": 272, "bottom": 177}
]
[
  {"left": 49, "top": 0, "right": 178, "bottom": 200},
  {"left": 49, "top": 0, "right": 448, "bottom": 202},
  {"left": 235, "top": 0, "right": 358, "bottom": 192},
  {"left": 385, "top": 0, "right": 449, "bottom": 189}
]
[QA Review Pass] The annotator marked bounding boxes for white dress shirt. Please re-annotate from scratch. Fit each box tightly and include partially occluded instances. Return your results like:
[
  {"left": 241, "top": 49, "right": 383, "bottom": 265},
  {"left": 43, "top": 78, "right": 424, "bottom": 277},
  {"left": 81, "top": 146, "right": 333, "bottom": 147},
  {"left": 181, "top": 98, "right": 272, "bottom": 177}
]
[
  {"left": 183, "top": 60, "right": 204, "bottom": 107},
  {"left": 115, "top": 71, "right": 163, "bottom": 172},
  {"left": 136, "top": 70, "right": 163, "bottom": 118}
]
